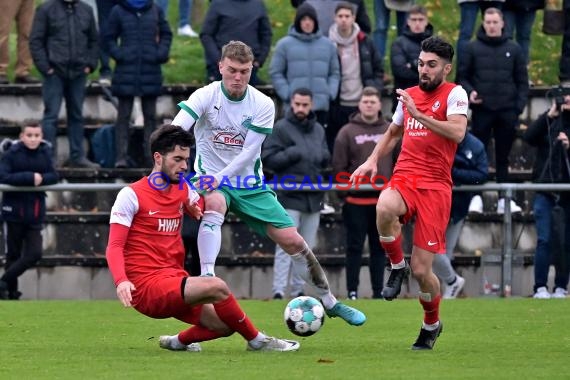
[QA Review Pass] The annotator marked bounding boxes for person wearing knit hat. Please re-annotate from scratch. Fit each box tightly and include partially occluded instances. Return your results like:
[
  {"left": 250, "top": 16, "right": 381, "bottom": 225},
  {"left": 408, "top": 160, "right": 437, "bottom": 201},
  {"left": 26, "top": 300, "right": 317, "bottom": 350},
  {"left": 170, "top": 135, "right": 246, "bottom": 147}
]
[{"left": 270, "top": 2, "right": 340, "bottom": 128}]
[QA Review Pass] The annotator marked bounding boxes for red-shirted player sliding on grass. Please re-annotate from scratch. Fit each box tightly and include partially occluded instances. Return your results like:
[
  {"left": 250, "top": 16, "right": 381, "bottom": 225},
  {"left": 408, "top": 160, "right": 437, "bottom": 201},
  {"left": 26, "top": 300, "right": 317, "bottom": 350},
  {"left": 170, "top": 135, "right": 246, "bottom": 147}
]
[
  {"left": 105, "top": 124, "right": 299, "bottom": 352},
  {"left": 351, "top": 36, "right": 469, "bottom": 350}
]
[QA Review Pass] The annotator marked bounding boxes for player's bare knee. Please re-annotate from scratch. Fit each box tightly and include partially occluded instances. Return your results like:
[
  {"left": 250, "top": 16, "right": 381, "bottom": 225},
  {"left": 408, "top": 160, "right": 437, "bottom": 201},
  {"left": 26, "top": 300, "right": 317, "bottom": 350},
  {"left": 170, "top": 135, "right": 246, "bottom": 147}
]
[
  {"left": 211, "top": 277, "right": 231, "bottom": 299},
  {"left": 203, "top": 192, "right": 227, "bottom": 213},
  {"left": 410, "top": 261, "right": 429, "bottom": 281}
]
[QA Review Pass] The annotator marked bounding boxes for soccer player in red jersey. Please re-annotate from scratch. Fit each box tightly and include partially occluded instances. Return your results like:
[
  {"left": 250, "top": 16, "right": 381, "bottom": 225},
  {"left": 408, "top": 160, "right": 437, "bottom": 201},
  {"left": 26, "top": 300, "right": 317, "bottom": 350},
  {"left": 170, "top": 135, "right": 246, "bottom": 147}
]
[
  {"left": 105, "top": 124, "right": 299, "bottom": 352},
  {"left": 351, "top": 36, "right": 469, "bottom": 350}
]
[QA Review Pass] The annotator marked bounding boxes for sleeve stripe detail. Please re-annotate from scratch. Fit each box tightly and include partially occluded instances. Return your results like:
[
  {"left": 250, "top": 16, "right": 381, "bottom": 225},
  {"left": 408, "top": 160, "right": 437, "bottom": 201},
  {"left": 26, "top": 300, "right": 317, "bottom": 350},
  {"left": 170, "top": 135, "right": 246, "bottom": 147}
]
[
  {"left": 178, "top": 102, "right": 199, "bottom": 120},
  {"left": 248, "top": 124, "right": 272, "bottom": 134}
]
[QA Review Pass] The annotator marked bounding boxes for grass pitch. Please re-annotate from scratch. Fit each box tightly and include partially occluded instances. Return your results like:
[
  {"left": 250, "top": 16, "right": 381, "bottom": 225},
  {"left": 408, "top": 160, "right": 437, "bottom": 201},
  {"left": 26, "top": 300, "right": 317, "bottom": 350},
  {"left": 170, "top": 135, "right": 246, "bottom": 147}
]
[{"left": 1, "top": 298, "right": 569, "bottom": 379}]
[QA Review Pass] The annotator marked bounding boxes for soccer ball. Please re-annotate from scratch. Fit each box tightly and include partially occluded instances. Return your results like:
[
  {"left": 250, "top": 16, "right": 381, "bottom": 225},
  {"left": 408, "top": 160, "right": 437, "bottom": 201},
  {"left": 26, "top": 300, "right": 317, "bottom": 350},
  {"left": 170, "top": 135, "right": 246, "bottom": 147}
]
[{"left": 283, "top": 296, "right": 325, "bottom": 337}]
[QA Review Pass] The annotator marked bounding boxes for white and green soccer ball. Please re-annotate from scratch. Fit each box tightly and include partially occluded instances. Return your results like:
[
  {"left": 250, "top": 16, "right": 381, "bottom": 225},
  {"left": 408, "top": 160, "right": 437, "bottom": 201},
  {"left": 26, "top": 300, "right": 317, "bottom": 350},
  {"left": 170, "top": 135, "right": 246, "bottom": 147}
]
[{"left": 284, "top": 296, "right": 325, "bottom": 337}]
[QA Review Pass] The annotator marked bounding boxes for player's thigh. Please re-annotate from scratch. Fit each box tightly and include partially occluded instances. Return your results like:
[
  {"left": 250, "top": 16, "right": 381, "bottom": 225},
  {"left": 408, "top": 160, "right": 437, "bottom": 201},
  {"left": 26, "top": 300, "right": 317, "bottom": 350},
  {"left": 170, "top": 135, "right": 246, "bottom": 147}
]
[
  {"left": 410, "top": 245, "right": 435, "bottom": 278},
  {"left": 377, "top": 188, "right": 407, "bottom": 220},
  {"left": 412, "top": 189, "right": 450, "bottom": 253},
  {"left": 183, "top": 276, "right": 230, "bottom": 305}
]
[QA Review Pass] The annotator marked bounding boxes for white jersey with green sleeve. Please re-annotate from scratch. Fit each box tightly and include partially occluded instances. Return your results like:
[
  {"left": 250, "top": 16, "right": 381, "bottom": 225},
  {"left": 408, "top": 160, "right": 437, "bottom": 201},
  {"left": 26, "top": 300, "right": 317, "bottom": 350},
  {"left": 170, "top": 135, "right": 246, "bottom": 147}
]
[{"left": 178, "top": 81, "right": 274, "bottom": 188}]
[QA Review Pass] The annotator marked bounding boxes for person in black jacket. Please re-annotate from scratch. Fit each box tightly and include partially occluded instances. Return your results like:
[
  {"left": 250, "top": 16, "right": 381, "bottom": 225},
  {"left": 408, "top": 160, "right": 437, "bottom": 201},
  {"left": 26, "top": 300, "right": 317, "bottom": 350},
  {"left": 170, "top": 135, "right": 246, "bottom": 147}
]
[
  {"left": 103, "top": 0, "right": 172, "bottom": 168},
  {"left": 200, "top": 0, "right": 272, "bottom": 85},
  {"left": 29, "top": 0, "right": 100, "bottom": 168},
  {"left": 0, "top": 124, "right": 59, "bottom": 300},
  {"left": 390, "top": 5, "right": 433, "bottom": 112},
  {"left": 457, "top": 7, "right": 528, "bottom": 213},
  {"left": 261, "top": 87, "right": 330, "bottom": 299},
  {"left": 327, "top": 2, "right": 383, "bottom": 153},
  {"left": 523, "top": 93, "right": 570, "bottom": 298}
]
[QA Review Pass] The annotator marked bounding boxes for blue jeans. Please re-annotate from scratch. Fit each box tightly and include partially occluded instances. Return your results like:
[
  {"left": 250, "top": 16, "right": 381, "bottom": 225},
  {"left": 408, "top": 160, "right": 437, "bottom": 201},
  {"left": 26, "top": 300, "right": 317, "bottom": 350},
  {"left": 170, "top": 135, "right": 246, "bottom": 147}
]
[
  {"left": 456, "top": 1, "right": 503, "bottom": 71},
  {"left": 41, "top": 73, "right": 87, "bottom": 162},
  {"left": 373, "top": 0, "right": 407, "bottom": 60},
  {"left": 155, "top": 0, "right": 193, "bottom": 28},
  {"left": 533, "top": 193, "right": 570, "bottom": 291},
  {"left": 503, "top": 9, "right": 537, "bottom": 65}
]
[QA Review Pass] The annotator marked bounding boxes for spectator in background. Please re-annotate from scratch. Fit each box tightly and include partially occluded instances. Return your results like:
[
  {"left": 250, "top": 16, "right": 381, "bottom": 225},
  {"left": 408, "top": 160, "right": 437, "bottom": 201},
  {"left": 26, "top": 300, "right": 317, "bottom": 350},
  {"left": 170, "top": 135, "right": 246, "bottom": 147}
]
[
  {"left": 200, "top": 0, "right": 272, "bottom": 85},
  {"left": 390, "top": 4, "right": 433, "bottom": 112},
  {"left": 456, "top": 0, "right": 504, "bottom": 76},
  {"left": 270, "top": 2, "right": 340, "bottom": 128},
  {"left": 373, "top": 0, "right": 414, "bottom": 66},
  {"left": 332, "top": 86, "right": 390, "bottom": 300},
  {"left": 327, "top": 1, "right": 384, "bottom": 154},
  {"left": 433, "top": 132, "right": 488, "bottom": 299},
  {"left": 95, "top": 0, "right": 118, "bottom": 85},
  {"left": 561, "top": 0, "right": 570, "bottom": 84},
  {"left": 0, "top": 0, "right": 39, "bottom": 84},
  {"left": 29, "top": 0, "right": 100, "bottom": 168},
  {"left": 523, "top": 93, "right": 570, "bottom": 299},
  {"left": 103, "top": 0, "right": 172, "bottom": 168},
  {"left": 503, "top": 0, "right": 545, "bottom": 68},
  {"left": 155, "top": 0, "right": 199, "bottom": 37},
  {"left": 0, "top": 123, "right": 58, "bottom": 300},
  {"left": 457, "top": 7, "right": 528, "bottom": 213},
  {"left": 290, "top": 0, "right": 371, "bottom": 37},
  {"left": 262, "top": 88, "right": 330, "bottom": 300}
]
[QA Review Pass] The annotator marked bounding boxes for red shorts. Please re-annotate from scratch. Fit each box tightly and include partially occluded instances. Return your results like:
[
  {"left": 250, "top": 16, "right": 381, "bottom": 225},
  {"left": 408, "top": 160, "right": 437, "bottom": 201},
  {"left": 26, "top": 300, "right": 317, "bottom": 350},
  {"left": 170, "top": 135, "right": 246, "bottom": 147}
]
[
  {"left": 131, "top": 273, "right": 203, "bottom": 325},
  {"left": 394, "top": 185, "right": 451, "bottom": 253}
]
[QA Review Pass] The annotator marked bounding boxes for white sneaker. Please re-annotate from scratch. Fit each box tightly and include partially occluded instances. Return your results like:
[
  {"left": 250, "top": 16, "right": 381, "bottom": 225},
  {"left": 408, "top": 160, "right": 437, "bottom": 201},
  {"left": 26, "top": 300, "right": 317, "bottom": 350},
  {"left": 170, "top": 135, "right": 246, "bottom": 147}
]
[
  {"left": 552, "top": 287, "right": 568, "bottom": 299},
  {"left": 496, "top": 198, "right": 522, "bottom": 214},
  {"left": 443, "top": 275, "right": 465, "bottom": 299},
  {"left": 533, "top": 287, "right": 551, "bottom": 299},
  {"left": 247, "top": 336, "right": 300, "bottom": 351},
  {"left": 159, "top": 335, "right": 202, "bottom": 352},
  {"left": 468, "top": 195, "right": 483, "bottom": 213},
  {"left": 178, "top": 24, "right": 198, "bottom": 37},
  {"left": 320, "top": 203, "right": 335, "bottom": 215}
]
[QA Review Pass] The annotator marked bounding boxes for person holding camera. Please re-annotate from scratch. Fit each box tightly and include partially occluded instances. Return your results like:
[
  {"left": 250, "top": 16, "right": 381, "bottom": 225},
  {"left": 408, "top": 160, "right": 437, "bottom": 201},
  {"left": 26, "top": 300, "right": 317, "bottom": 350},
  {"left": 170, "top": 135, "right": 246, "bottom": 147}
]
[{"left": 523, "top": 91, "right": 570, "bottom": 299}]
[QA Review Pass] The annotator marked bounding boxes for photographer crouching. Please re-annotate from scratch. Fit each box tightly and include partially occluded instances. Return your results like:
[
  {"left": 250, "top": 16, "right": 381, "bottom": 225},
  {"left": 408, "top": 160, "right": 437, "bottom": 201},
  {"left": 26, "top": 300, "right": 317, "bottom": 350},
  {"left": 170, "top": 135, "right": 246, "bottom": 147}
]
[{"left": 523, "top": 88, "right": 570, "bottom": 299}]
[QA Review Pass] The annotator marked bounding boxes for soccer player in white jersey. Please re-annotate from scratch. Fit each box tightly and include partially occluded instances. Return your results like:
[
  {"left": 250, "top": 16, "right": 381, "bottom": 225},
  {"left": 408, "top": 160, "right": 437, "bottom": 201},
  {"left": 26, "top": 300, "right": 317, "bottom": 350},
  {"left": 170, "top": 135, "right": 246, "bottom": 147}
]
[
  {"left": 106, "top": 124, "right": 299, "bottom": 352},
  {"left": 172, "top": 40, "right": 365, "bottom": 326}
]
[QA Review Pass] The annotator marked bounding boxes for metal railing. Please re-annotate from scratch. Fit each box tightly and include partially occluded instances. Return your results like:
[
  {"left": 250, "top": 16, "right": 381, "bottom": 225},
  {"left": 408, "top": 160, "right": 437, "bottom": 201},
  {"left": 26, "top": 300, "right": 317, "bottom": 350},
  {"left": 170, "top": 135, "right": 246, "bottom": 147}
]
[{"left": 3, "top": 181, "right": 570, "bottom": 297}]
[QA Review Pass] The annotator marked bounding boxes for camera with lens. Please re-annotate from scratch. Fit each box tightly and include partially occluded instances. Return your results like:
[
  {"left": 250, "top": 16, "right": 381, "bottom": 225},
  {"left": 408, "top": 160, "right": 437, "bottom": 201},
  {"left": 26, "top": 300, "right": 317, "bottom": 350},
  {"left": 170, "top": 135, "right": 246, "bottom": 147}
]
[{"left": 550, "top": 86, "right": 570, "bottom": 110}]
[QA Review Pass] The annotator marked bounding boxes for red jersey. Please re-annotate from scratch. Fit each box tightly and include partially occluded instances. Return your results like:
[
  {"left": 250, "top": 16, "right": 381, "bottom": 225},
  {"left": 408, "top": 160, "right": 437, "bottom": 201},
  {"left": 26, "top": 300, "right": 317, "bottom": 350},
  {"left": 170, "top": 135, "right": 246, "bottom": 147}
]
[
  {"left": 108, "top": 177, "right": 200, "bottom": 286},
  {"left": 392, "top": 82, "right": 468, "bottom": 190}
]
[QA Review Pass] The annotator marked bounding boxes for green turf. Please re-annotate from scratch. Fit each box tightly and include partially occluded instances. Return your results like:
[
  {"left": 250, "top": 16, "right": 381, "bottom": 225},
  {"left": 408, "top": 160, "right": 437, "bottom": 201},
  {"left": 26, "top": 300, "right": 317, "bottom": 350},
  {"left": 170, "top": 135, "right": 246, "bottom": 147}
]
[{"left": 1, "top": 298, "right": 569, "bottom": 379}]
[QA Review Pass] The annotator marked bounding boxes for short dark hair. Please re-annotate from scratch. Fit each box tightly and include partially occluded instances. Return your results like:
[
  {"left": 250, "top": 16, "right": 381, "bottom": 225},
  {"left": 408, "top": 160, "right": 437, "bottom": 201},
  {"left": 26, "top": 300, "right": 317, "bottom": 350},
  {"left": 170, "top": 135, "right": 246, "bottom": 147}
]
[
  {"left": 149, "top": 124, "right": 194, "bottom": 157},
  {"left": 291, "top": 87, "right": 313, "bottom": 98},
  {"left": 421, "top": 36, "right": 454, "bottom": 63},
  {"left": 335, "top": 1, "right": 356, "bottom": 15},
  {"left": 360, "top": 86, "right": 381, "bottom": 101},
  {"left": 484, "top": 7, "right": 503, "bottom": 20},
  {"left": 221, "top": 40, "right": 254, "bottom": 64},
  {"left": 20, "top": 120, "right": 41, "bottom": 133}
]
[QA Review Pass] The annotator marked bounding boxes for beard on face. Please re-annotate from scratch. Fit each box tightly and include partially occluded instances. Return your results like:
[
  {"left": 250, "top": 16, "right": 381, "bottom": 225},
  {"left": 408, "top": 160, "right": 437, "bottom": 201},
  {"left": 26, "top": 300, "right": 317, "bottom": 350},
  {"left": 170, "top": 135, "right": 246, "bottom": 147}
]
[
  {"left": 419, "top": 75, "right": 443, "bottom": 92},
  {"left": 294, "top": 111, "right": 308, "bottom": 120}
]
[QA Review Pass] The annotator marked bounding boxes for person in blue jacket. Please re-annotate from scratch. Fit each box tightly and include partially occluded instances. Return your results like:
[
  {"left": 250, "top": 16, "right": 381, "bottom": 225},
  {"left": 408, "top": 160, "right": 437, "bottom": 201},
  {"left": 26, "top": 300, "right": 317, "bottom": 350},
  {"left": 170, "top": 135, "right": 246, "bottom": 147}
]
[
  {"left": 103, "top": 0, "right": 172, "bottom": 167},
  {"left": 0, "top": 123, "right": 59, "bottom": 300}
]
